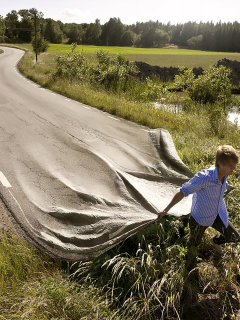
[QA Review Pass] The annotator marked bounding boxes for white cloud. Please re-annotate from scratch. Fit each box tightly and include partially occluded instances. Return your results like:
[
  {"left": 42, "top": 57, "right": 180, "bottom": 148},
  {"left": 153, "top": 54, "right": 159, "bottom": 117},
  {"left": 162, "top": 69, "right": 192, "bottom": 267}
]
[
  {"left": 61, "top": 8, "right": 94, "bottom": 22},
  {"left": 62, "top": 8, "right": 76, "bottom": 18}
]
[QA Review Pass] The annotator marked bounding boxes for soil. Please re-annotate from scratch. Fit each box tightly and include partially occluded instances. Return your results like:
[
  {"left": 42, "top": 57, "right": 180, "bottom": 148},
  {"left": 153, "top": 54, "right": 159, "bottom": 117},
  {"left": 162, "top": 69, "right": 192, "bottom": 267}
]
[
  {"left": 0, "top": 198, "right": 18, "bottom": 235},
  {"left": 134, "top": 58, "right": 240, "bottom": 86}
]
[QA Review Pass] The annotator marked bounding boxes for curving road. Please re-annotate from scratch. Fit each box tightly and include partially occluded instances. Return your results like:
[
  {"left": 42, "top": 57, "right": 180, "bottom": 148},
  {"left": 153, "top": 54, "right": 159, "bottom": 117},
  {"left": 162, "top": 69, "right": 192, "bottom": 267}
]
[{"left": 0, "top": 47, "right": 193, "bottom": 261}]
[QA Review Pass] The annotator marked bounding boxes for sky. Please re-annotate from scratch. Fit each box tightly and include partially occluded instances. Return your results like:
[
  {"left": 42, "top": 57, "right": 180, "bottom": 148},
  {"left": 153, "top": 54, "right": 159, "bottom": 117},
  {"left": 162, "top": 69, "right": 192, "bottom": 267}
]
[{"left": 1, "top": 0, "right": 240, "bottom": 25}]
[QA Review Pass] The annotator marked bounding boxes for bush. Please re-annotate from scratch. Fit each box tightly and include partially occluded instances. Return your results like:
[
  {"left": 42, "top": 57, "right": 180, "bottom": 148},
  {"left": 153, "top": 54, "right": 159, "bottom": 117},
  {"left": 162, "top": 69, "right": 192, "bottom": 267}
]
[
  {"left": 55, "top": 51, "right": 89, "bottom": 79},
  {"left": 174, "top": 65, "right": 232, "bottom": 107},
  {"left": 53, "top": 48, "right": 166, "bottom": 102},
  {"left": 53, "top": 48, "right": 238, "bottom": 108},
  {"left": 93, "top": 50, "right": 137, "bottom": 90},
  {"left": 173, "top": 65, "right": 234, "bottom": 134},
  {"left": 187, "top": 35, "right": 203, "bottom": 50},
  {"left": 31, "top": 32, "right": 49, "bottom": 54},
  {"left": 232, "top": 82, "right": 240, "bottom": 94}
]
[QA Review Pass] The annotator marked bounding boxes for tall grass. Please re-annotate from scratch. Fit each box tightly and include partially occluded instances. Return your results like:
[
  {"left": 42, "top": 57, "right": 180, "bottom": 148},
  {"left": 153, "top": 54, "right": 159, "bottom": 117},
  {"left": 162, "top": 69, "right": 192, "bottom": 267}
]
[
  {"left": 0, "top": 232, "right": 49, "bottom": 288},
  {"left": 0, "top": 232, "right": 115, "bottom": 319}
]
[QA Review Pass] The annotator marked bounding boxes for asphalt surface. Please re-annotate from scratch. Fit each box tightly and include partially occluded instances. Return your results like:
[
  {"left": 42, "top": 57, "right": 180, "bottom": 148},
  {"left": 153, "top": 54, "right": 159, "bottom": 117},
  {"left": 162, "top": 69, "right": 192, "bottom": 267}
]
[{"left": 0, "top": 47, "right": 193, "bottom": 260}]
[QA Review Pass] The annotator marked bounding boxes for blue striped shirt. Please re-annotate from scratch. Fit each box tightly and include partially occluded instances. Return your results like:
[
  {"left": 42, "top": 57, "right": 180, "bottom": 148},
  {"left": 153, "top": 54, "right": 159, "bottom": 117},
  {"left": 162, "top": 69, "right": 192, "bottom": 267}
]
[{"left": 181, "top": 167, "right": 229, "bottom": 227}]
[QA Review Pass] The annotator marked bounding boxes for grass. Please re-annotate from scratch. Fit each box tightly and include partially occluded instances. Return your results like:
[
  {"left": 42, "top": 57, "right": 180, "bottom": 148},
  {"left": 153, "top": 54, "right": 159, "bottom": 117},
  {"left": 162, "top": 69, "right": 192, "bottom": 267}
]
[
  {"left": 2, "top": 43, "right": 240, "bottom": 319},
  {"left": 45, "top": 44, "right": 240, "bottom": 56},
  {"left": 127, "top": 53, "right": 240, "bottom": 69},
  {"left": 0, "top": 232, "right": 116, "bottom": 319},
  {"left": 45, "top": 43, "right": 240, "bottom": 69},
  {"left": 2, "top": 43, "right": 240, "bottom": 69}
]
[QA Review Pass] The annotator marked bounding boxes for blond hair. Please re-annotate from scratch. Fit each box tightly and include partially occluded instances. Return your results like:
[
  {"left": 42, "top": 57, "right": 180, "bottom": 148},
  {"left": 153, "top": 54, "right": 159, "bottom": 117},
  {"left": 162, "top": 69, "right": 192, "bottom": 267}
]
[{"left": 215, "top": 145, "right": 239, "bottom": 167}]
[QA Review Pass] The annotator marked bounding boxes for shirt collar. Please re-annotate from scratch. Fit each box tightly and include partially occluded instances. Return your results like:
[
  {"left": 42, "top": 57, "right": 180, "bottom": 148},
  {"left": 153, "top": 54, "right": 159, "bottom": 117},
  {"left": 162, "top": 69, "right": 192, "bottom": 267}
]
[
  {"left": 213, "top": 167, "right": 219, "bottom": 180},
  {"left": 213, "top": 166, "right": 228, "bottom": 183}
]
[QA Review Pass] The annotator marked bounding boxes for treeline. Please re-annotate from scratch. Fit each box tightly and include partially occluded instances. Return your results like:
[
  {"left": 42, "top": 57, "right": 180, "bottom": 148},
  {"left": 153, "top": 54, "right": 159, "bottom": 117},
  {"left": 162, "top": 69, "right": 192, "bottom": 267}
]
[{"left": 1, "top": 9, "right": 240, "bottom": 52}]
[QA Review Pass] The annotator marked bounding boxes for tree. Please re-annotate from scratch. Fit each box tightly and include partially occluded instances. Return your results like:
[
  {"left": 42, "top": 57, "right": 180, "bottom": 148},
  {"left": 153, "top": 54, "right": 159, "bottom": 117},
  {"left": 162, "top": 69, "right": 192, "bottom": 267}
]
[
  {"left": 201, "top": 22, "right": 214, "bottom": 51},
  {"left": 0, "top": 15, "right": 6, "bottom": 42},
  {"left": 5, "top": 10, "right": 19, "bottom": 40},
  {"left": 67, "top": 24, "right": 83, "bottom": 44},
  {"left": 56, "top": 20, "right": 64, "bottom": 32},
  {"left": 18, "top": 9, "right": 31, "bottom": 19},
  {"left": 132, "top": 32, "right": 142, "bottom": 47},
  {"left": 4, "top": 9, "right": 44, "bottom": 43},
  {"left": 31, "top": 32, "right": 49, "bottom": 54},
  {"left": 83, "top": 19, "right": 101, "bottom": 45},
  {"left": 44, "top": 19, "right": 63, "bottom": 43},
  {"left": 18, "top": 16, "right": 33, "bottom": 42},
  {"left": 171, "top": 24, "right": 183, "bottom": 45},
  {"left": 154, "top": 29, "right": 170, "bottom": 47},
  {"left": 120, "top": 30, "right": 135, "bottom": 46},
  {"left": 101, "top": 18, "right": 125, "bottom": 46},
  {"left": 179, "top": 21, "right": 198, "bottom": 46},
  {"left": 140, "top": 28, "right": 156, "bottom": 47},
  {"left": 213, "top": 22, "right": 222, "bottom": 51},
  {"left": 187, "top": 35, "right": 203, "bottom": 49},
  {"left": 139, "top": 28, "right": 170, "bottom": 48}
]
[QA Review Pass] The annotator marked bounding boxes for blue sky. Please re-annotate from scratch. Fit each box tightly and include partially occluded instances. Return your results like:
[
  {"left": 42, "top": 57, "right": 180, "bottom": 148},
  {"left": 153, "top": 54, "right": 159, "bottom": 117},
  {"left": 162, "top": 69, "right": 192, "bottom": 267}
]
[{"left": 1, "top": 0, "right": 240, "bottom": 25}]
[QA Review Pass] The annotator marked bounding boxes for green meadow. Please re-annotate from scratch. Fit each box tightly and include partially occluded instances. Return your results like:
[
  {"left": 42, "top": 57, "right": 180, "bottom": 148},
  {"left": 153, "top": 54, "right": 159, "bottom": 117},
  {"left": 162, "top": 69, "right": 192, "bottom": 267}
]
[
  {"left": 45, "top": 44, "right": 240, "bottom": 69},
  {"left": 6, "top": 43, "right": 240, "bottom": 69},
  {"left": 46, "top": 44, "right": 240, "bottom": 56}
]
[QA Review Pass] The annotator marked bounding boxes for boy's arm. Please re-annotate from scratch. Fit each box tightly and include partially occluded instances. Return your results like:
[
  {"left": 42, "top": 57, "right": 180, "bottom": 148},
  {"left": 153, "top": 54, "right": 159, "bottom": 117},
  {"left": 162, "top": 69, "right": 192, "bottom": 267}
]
[{"left": 157, "top": 189, "right": 184, "bottom": 220}]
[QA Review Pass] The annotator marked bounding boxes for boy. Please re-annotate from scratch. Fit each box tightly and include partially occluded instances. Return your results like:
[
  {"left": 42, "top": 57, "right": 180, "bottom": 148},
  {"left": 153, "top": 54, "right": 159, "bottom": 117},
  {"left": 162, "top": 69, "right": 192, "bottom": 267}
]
[{"left": 158, "top": 145, "right": 240, "bottom": 247}]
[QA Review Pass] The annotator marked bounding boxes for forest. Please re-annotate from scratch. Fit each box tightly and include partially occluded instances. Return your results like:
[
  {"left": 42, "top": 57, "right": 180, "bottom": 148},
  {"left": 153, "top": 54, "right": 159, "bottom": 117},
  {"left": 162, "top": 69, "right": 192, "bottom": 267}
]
[{"left": 1, "top": 8, "right": 240, "bottom": 52}]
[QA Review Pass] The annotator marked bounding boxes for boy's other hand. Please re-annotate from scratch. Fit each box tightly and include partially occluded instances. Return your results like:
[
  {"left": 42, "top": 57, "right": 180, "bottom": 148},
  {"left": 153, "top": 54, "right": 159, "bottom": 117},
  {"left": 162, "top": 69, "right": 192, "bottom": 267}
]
[{"left": 157, "top": 210, "right": 168, "bottom": 220}]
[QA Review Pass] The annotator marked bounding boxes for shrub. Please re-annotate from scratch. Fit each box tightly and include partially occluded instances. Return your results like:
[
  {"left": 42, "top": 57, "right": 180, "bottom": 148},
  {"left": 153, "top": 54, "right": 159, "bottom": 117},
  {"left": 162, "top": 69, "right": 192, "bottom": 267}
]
[
  {"left": 53, "top": 48, "right": 166, "bottom": 102},
  {"left": 173, "top": 65, "right": 233, "bottom": 134},
  {"left": 55, "top": 51, "right": 89, "bottom": 80},
  {"left": 31, "top": 32, "right": 49, "bottom": 54},
  {"left": 174, "top": 65, "right": 232, "bottom": 108},
  {"left": 93, "top": 50, "right": 138, "bottom": 91}
]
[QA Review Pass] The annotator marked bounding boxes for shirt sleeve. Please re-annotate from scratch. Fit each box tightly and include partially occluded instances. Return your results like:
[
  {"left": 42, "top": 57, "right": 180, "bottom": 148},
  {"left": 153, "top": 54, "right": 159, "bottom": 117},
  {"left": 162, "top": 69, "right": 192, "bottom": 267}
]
[{"left": 181, "top": 171, "right": 205, "bottom": 197}]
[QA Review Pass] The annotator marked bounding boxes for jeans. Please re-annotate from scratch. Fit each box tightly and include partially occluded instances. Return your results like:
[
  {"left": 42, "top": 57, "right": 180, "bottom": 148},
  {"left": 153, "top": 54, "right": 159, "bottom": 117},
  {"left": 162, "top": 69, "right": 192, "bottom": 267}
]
[{"left": 189, "top": 214, "right": 240, "bottom": 245}]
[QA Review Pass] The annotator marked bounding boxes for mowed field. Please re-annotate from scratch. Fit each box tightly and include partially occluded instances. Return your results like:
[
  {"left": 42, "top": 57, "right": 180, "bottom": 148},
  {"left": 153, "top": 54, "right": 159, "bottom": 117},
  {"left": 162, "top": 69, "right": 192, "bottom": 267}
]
[{"left": 7, "top": 43, "right": 240, "bottom": 69}]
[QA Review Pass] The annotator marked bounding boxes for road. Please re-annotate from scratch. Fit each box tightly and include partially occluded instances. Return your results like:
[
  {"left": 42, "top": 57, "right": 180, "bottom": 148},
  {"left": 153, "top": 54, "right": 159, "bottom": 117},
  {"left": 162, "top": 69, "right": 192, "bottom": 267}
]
[{"left": 0, "top": 46, "right": 193, "bottom": 261}]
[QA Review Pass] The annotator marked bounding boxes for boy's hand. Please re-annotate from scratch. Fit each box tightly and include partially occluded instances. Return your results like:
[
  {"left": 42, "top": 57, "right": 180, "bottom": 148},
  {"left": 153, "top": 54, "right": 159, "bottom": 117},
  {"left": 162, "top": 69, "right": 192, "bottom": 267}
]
[{"left": 157, "top": 210, "right": 168, "bottom": 220}]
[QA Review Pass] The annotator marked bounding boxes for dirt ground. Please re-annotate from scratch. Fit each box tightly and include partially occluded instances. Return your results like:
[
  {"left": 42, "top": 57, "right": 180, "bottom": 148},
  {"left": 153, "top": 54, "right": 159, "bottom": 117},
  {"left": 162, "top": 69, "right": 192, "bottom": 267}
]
[{"left": 0, "top": 198, "right": 18, "bottom": 234}]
